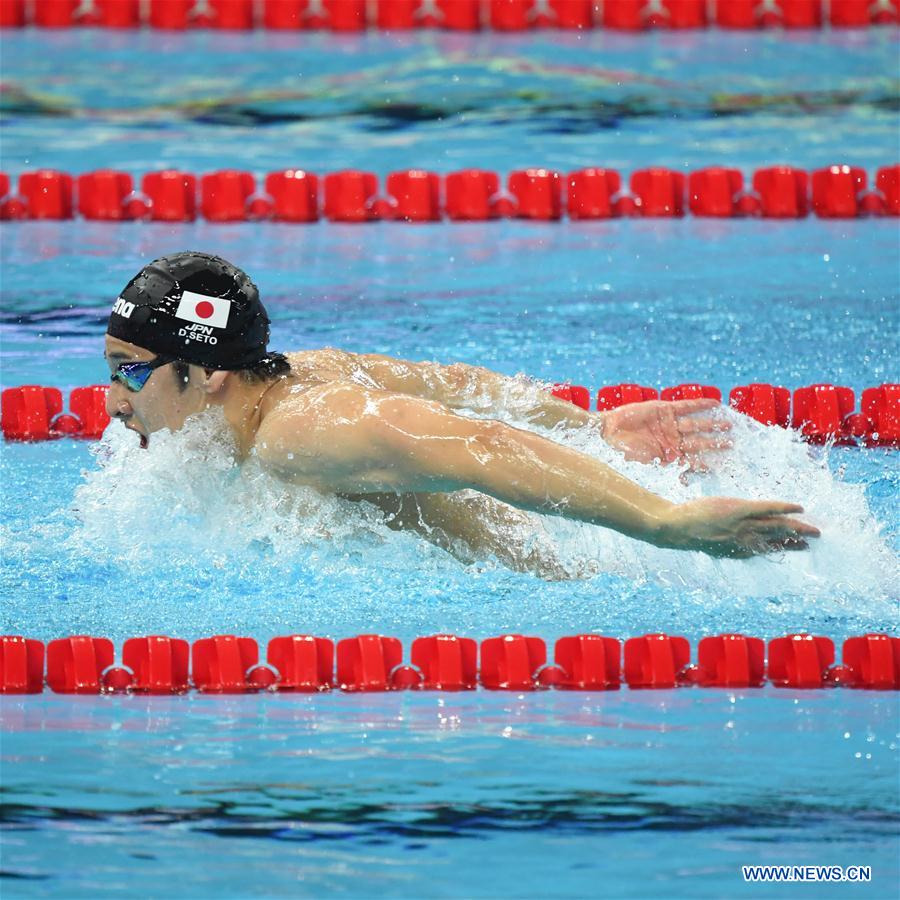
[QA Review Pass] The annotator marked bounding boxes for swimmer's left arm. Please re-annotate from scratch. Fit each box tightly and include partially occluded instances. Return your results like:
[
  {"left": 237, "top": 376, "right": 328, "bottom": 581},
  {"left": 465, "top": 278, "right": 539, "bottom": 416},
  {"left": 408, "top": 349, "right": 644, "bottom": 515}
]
[{"left": 356, "top": 353, "right": 732, "bottom": 468}]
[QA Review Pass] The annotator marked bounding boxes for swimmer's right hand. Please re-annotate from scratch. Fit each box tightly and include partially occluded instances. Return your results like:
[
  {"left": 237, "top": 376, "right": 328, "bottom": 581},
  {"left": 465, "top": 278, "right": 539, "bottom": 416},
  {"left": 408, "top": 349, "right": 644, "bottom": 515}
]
[{"left": 657, "top": 498, "right": 821, "bottom": 558}]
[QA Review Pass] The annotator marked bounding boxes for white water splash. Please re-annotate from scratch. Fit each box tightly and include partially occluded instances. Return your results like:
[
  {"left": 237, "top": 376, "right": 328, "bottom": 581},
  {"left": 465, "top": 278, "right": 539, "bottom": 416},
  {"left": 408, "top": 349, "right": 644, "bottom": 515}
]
[
  {"left": 70, "top": 395, "right": 898, "bottom": 608},
  {"left": 540, "top": 409, "right": 898, "bottom": 603}
]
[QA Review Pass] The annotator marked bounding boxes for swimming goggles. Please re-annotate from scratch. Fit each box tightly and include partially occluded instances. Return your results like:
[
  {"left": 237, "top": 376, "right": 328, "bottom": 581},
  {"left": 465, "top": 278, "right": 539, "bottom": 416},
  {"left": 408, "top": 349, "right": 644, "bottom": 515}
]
[{"left": 111, "top": 355, "right": 174, "bottom": 392}]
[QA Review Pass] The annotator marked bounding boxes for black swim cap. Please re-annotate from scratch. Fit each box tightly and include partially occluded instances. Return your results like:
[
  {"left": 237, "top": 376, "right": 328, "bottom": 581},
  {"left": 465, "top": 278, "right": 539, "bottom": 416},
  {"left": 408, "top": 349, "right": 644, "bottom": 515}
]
[{"left": 107, "top": 251, "right": 271, "bottom": 369}]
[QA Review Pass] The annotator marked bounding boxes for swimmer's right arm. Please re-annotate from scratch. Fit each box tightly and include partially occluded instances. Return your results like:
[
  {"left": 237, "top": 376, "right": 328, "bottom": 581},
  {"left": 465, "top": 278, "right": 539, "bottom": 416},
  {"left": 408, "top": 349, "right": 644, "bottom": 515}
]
[
  {"left": 254, "top": 385, "right": 819, "bottom": 558},
  {"left": 353, "top": 352, "right": 732, "bottom": 468}
]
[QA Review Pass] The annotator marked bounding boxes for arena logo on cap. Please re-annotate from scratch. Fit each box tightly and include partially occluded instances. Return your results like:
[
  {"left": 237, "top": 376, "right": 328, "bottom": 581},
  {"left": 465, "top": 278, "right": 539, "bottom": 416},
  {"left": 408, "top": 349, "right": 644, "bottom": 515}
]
[
  {"left": 112, "top": 296, "right": 135, "bottom": 319},
  {"left": 174, "top": 290, "right": 231, "bottom": 329}
]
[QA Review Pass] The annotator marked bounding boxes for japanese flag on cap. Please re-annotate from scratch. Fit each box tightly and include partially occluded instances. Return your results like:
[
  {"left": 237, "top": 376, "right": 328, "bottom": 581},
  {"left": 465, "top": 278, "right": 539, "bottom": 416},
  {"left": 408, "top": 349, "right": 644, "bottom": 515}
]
[{"left": 174, "top": 290, "right": 231, "bottom": 329}]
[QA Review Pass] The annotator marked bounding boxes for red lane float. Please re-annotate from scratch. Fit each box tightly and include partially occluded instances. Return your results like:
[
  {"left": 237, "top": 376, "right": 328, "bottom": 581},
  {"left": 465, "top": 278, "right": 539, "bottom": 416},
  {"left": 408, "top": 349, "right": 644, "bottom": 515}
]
[
  {"left": 1, "top": 386, "right": 63, "bottom": 441},
  {"left": 264, "top": 169, "right": 319, "bottom": 223},
  {"left": 440, "top": 0, "right": 483, "bottom": 30},
  {"left": 122, "top": 635, "right": 190, "bottom": 694},
  {"left": 148, "top": 0, "right": 192, "bottom": 29},
  {"left": 567, "top": 168, "right": 621, "bottom": 220},
  {"left": 752, "top": 166, "right": 809, "bottom": 218},
  {"left": 17, "top": 170, "right": 74, "bottom": 219},
  {"left": 11, "top": 169, "right": 74, "bottom": 219},
  {"left": 697, "top": 634, "right": 766, "bottom": 687},
  {"left": 0, "top": 172, "right": 17, "bottom": 220},
  {"left": 631, "top": 168, "right": 685, "bottom": 217},
  {"left": 551, "top": 383, "right": 591, "bottom": 410},
  {"left": 0, "top": 636, "right": 44, "bottom": 694},
  {"left": 4, "top": 632, "right": 899, "bottom": 694},
  {"left": 192, "top": 634, "right": 259, "bottom": 693},
  {"left": 93, "top": 0, "right": 142, "bottom": 27},
  {"left": 323, "top": 170, "right": 379, "bottom": 223},
  {"left": 32, "top": 0, "right": 80, "bottom": 27},
  {"left": 262, "top": 0, "right": 304, "bottom": 29},
  {"left": 40, "top": 0, "right": 143, "bottom": 28},
  {"left": 768, "top": 634, "right": 835, "bottom": 688},
  {"left": 266, "top": 634, "right": 334, "bottom": 691},
  {"left": 46, "top": 635, "right": 114, "bottom": 694},
  {"left": 603, "top": 0, "right": 707, "bottom": 29},
  {"left": 385, "top": 169, "right": 441, "bottom": 222},
  {"left": 841, "top": 634, "right": 900, "bottom": 689},
  {"left": 487, "top": 0, "right": 530, "bottom": 30},
  {"left": 336, "top": 634, "right": 409, "bottom": 691},
  {"left": 142, "top": 170, "right": 197, "bottom": 222},
  {"left": 200, "top": 170, "right": 257, "bottom": 223},
  {"left": 479, "top": 634, "right": 545, "bottom": 690},
  {"left": 68, "top": 386, "right": 110, "bottom": 439},
  {"left": 77, "top": 170, "right": 141, "bottom": 221},
  {"left": 149, "top": 0, "right": 255, "bottom": 30},
  {"left": 2, "top": 165, "right": 899, "bottom": 222},
  {"left": 444, "top": 169, "right": 502, "bottom": 220},
  {"left": 596, "top": 384, "right": 659, "bottom": 411},
  {"left": 729, "top": 384, "right": 791, "bottom": 427},
  {"left": 550, "top": 634, "right": 622, "bottom": 690},
  {"left": 791, "top": 383, "right": 856, "bottom": 444},
  {"left": 1, "top": 384, "right": 109, "bottom": 441},
  {"left": 374, "top": 0, "right": 481, "bottom": 30},
  {"left": 714, "top": 0, "right": 822, "bottom": 28},
  {"left": 811, "top": 165, "right": 868, "bottom": 218},
  {"left": 876, "top": 165, "right": 900, "bottom": 214},
  {"left": 830, "top": 0, "right": 899, "bottom": 26},
  {"left": 508, "top": 169, "right": 563, "bottom": 220},
  {"left": 689, "top": 167, "right": 744, "bottom": 217},
  {"left": 847, "top": 384, "right": 900, "bottom": 446},
  {"left": 540, "top": 0, "right": 595, "bottom": 29},
  {"left": 411, "top": 634, "right": 478, "bottom": 690},
  {"left": 0, "top": 0, "right": 26, "bottom": 27},
  {"left": 624, "top": 633, "right": 693, "bottom": 688}
]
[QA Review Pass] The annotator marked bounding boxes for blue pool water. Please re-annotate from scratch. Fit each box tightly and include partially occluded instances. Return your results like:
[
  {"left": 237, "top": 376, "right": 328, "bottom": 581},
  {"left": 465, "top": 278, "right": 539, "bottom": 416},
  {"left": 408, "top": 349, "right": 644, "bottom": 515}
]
[{"left": 2, "top": 27, "right": 899, "bottom": 899}]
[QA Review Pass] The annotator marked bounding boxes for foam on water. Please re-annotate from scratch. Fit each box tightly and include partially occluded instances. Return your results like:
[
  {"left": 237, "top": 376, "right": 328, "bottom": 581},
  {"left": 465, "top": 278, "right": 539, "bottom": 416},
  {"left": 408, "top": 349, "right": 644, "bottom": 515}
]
[{"left": 69, "top": 388, "right": 898, "bottom": 619}]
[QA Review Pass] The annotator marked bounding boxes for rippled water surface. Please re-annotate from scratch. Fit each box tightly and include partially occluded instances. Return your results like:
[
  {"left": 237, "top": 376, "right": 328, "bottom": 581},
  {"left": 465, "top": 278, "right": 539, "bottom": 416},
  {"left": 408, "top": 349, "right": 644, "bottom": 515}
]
[
  {"left": 1, "top": 26, "right": 899, "bottom": 900},
  {"left": 2, "top": 28, "right": 898, "bottom": 171},
  {"left": 2, "top": 690, "right": 899, "bottom": 898}
]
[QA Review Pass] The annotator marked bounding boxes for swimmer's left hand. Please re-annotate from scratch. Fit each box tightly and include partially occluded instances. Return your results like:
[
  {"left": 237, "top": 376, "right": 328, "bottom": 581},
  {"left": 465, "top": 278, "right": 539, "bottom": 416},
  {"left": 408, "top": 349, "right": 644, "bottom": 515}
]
[
  {"left": 599, "top": 399, "right": 733, "bottom": 471},
  {"left": 658, "top": 498, "right": 821, "bottom": 558}
]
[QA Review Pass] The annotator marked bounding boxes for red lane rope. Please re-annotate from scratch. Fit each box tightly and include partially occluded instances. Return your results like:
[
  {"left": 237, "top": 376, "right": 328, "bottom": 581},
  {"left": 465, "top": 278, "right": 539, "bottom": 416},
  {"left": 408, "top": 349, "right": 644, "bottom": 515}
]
[
  {"left": 2, "top": 381, "right": 897, "bottom": 445},
  {"left": 2, "top": 1, "right": 898, "bottom": 32},
  {"left": 1, "top": 632, "right": 897, "bottom": 694},
  {"left": 1, "top": 165, "right": 898, "bottom": 222}
]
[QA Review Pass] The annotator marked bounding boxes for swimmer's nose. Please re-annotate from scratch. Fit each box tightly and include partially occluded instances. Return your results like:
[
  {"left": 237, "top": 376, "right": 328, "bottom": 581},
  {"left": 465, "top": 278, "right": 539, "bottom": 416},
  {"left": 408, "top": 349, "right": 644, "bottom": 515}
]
[{"left": 106, "top": 387, "right": 133, "bottom": 420}]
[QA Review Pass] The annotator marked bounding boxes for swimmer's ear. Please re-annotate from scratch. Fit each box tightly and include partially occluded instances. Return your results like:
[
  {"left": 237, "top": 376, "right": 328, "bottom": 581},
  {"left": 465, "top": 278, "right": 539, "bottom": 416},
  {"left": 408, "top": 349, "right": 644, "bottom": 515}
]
[{"left": 201, "top": 370, "right": 229, "bottom": 394}]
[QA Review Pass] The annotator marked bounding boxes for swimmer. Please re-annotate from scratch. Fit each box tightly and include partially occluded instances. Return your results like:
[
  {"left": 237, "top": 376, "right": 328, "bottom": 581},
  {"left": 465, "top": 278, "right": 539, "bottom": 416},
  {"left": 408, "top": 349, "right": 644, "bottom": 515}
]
[{"left": 104, "top": 252, "right": 820, "bottom": 576}]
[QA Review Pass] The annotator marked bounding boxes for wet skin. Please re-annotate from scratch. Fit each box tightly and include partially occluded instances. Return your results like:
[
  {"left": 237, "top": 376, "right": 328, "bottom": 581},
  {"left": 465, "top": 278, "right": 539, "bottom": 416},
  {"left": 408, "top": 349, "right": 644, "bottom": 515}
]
[{"left": 104, "top": 335, "right": 820, "bottom": 576}]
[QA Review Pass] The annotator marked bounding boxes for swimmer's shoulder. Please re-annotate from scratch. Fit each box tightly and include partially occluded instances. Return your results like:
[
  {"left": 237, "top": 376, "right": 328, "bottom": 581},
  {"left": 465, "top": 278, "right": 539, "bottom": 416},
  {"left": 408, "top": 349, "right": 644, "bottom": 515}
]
[
  {"left": 253, "top": 379, "right": 401, "bottom": 491},
  {"left": 259, "top": 376, "right": 376, "bottom": 435}
]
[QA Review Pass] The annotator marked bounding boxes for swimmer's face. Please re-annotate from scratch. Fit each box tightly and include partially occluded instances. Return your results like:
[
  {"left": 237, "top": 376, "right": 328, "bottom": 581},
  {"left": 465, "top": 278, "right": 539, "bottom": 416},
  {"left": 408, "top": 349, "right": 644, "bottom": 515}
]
[{"left": 104, "top": 335, "right": 209, "bottom": 447}]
